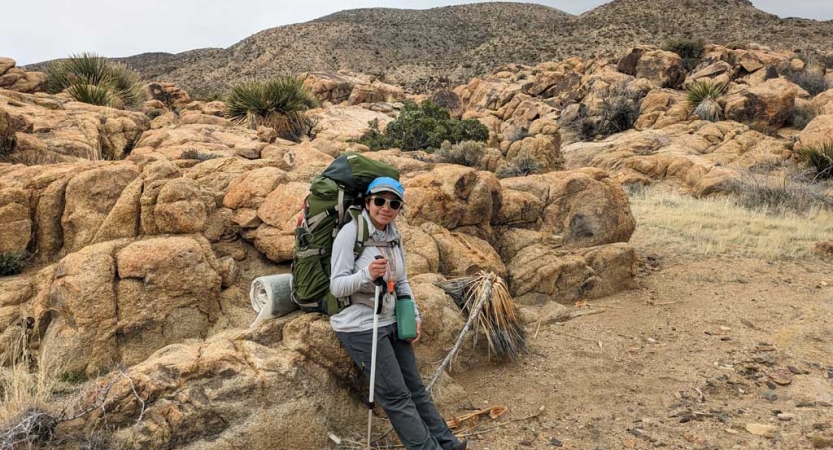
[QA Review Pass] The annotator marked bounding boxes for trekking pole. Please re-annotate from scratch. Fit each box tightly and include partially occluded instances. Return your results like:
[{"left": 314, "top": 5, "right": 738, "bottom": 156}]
[{"left": 367, "top": 255, "right": 385, "bottom": 449}]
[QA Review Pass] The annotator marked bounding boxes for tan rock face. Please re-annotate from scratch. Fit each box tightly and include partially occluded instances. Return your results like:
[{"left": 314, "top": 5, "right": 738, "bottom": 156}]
[
  {"left": 499, "top": 169, "right": 635, "bottom": 247},
  {"left": 61, "top": 164, "right": 141, "bottom": 254},
  {"left": 300, "top": 71, "right": 404, "bottom": 105},
  {"left": 114, "top": 236, "right": 222, "bottom": 365},
  {"left": 506, "top": 134, "right": 564, "bottom": 172},
  {"left": 0, "top": 61, "right": 47, "bottom": 93},
  {"left": 723, "top": 78, "right": 797, "bottom": 128},
  {"left": 421, "top": 221, "right": 507, "bottom": 278},
  {"left": 309, "top": 104, "right": 395, "bottom": 142},
  {"left": 40, "top": 235, "right": 225, "bottom": 373},
  {"left": 255, "top": 182, "right": 308, "bottom": 262},
  {"left": 43, "top": 240, "right": 124, "bottom": 374},
  {"left": 797, "top": 115, "right": 833, "bottom": 149},
  {"left": 145, "top": 82, "right": 192, "bottom": 106},
  {"left": 403, "top": 165, "right": 502, "bottom": 230},
  {"left": 618, "top": 47, "right": 686, "bottom": 89},
  {"left": 154, "top": 178, "right": 210, "bottom": 234},
  {"left": 0, "top": 90, "right": 150, "bottom": 161},
  {"left": 0, "top": 188, "right": 31, "bottom": 254}
]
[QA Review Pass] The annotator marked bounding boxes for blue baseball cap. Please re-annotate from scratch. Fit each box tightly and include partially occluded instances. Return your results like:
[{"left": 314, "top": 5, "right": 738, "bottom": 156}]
[{"left": 366, "top": 177, "right": 404, "bottom": 201}]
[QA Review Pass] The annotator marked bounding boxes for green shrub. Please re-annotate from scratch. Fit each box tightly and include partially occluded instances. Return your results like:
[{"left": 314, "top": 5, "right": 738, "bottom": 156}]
[
  {"left": 686, "top": 80, "right": 728, "bottom": 122},
  {"left": 497, "top": 155, "right": 542, "bottom": 179},
  {"left": 797, "top": 141, "right": 833, "bottom": 180},
  {"left": 0, "top": 252, "right": 25, "bottom": 276},
  {"left": 434, "top": 140, "right": 485, "bottom": 168},
  {"left": 47, "top": 53, "right": 145, "bottom": 108},
  {"left": 663, "top": 38, "right": 704, "bottom": 71},
  {"left": 356, "top": 100, "right": 489, "bottom": 151},
  {"left": 225, "top": 76, "right": 319, "bottom": 142}
]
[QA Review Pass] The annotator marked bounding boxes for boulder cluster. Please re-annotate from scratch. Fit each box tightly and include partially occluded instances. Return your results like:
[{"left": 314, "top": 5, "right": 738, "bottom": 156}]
[{"left": 1, "top": 41, "right": 830, "bottom": 447}]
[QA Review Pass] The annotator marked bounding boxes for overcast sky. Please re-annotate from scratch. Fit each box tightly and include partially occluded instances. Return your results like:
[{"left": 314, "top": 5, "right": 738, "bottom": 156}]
[{"left": 3, "top": 0, "right": 832, "bottom": 65}]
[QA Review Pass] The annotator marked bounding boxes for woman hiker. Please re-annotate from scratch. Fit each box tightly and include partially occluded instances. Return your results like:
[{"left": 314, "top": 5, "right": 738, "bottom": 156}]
[{"left": 329, "top": 177, "right": 467, "bottom": 450}]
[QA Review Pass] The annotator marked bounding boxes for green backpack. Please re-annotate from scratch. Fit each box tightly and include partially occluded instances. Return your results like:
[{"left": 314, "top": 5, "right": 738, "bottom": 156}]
[{"left": 291, "top": 152, "right": 400, "bottom": 315}]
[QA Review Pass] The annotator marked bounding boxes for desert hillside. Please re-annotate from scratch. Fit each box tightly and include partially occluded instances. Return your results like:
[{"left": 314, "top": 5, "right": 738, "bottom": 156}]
[
  {"left": 25, "top": 0, "right": 833, "bottom": 95},
  {"left": 1, "top": 3, "right": 833, "bottom": 447}
]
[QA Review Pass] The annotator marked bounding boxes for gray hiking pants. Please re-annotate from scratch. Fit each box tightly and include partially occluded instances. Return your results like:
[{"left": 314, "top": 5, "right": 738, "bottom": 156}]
[{"left": 336, "top": 324, "right": 460, "bottom": 450}]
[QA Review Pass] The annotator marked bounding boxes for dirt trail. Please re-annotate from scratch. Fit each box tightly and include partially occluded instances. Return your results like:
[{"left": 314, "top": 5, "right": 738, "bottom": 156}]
[{"left": 450, "top": 238, "right": 833, "bottom": 449}]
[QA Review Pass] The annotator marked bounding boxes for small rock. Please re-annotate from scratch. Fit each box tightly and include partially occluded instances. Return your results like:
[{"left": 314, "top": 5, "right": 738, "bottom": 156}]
[
  {"left": 769, "top": 368, "right": 794, "bottom": 385},
  {"left": 788, "top": 365, "right": 806, "bottom": 375},
  {"left": 746, "top": 423, "right": 777, "bottom": 437},
  {"left": 763, "top": 390, "right": 778, "bottom": 402},
  {"left": 813, "top": 435, "right": 833, "bottom": 449},
  {"left": 520, "top": 440, "right": 533, "bottom": 446},
  {"left": 724, "top": 428, "right": 740, "bottom": 434},
  {"left": 549, "top": 438, "right": 563, "bottom": 447},
  {"left": 753, "top": 353, "right": 776, "bottom": 365},
  {"left": 777, "top": 413, "right": 794, "bottom": 421},
  {"left": 719, "top": 326, "right": 731, "bottom": 332}
]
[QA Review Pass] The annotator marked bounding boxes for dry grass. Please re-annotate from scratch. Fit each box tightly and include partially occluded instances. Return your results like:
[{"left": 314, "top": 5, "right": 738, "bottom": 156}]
[
  {"left": 0, "top": 335, "right": 65, "bottom": 448},
  {"left": 629, "top": 188, "right": 833, "bottom": 260}
]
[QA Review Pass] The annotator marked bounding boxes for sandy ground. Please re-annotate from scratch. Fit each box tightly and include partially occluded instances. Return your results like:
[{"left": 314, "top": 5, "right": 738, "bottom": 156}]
[{"left": 447, "top": 228, "right": 833, "bottom": 450}]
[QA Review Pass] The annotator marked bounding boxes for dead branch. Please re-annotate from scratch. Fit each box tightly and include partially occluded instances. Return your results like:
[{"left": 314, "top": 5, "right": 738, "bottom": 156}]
[{"left": 426, "top": 273, "right": 493, "bottom": 392}]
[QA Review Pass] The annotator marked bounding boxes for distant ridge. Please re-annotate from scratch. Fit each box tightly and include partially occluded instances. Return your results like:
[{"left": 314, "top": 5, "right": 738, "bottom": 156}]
[{"left": 26, "top": 1, "right": 833, "bottom": 94}]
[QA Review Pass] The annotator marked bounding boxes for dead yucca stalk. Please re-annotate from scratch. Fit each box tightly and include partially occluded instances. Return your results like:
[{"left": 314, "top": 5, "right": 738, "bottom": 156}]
[{"left": 427, "top": 272, "right": 527, "bottom": 391}]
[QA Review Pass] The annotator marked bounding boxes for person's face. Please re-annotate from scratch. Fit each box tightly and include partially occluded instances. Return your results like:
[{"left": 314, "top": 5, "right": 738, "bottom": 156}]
[{"left": 367, "top": 191, "right": 402, "bottom": 229}]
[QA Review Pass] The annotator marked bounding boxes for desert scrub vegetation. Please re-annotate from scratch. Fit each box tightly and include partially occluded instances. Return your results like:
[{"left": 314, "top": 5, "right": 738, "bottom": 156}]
[
  {"left": 786, "top": 68, "right": 829, "bottom": 97},
  {"left": 46, "top": 53, "right": 145, "bottom": 109},
  {"left": 796, "top": 141, "right": 833, "bottom": 180},
  {"left": 662, "top": 38, "right": 704, "bottom": 71},
  {"left": 686, "top": 80, "right": 728, "bottom": 122},
  {"left": 356, "top": 100, "right": 489, "bottom": 151},
  {"left": 628, "top": 187, "right": 833, "bottom": 260},
  {"left": 725, "top": 172, "right": 831, "bottom": 215},
  {"left": 0, "top": 253, "right": 25, "bottom": 277},
  {"left": 496, "top": 155, "right": 542, "bottom": 179},
  {"left": 789, "top": 101, "right": 819, "bottom": 131},
  {"left": 225, "top": 76, "right": 319, "bottom": 142},
  {"left": 574, "top": 83, "right": 642, "bottom": 141},
  {"left": 434, "top": 140, "right": 485, "bottom": 168}
]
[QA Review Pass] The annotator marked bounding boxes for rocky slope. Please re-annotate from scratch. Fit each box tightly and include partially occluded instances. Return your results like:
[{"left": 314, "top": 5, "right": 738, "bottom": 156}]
[
  {"left": 26, "top": 0, "right": 833, "bottom": 94},
  {"left": 3, "top": 33, "right": 833, "bottom": 446}
]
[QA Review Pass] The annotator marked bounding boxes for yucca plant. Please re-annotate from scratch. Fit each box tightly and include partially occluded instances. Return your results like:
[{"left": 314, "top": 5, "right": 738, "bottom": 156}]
[
  {"left": 46, "top": 53, "right": 145, "bottom": 108},
  {"left": 687, "top": 80, "right": 728, "bottom": 122},
  {"left": 225, "top": 77, "right": 319, "bottom": 142},
  {"left": 797, "top": 141, "right": 833, "bottom": 180}
]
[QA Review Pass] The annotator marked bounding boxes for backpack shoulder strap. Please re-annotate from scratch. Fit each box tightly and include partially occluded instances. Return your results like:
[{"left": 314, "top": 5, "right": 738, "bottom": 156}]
[
  {"left": 348, "top": 207, "right": 368, "bottom": 261},
  {"left": 348, "top": 207, "right": 399, "bottom": 261}
]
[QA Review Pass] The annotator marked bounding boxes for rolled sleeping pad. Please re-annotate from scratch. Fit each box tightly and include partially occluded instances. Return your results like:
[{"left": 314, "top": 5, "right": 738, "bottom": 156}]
[{"left": 249, "top": 273, "right": 297, "bottom": 328}]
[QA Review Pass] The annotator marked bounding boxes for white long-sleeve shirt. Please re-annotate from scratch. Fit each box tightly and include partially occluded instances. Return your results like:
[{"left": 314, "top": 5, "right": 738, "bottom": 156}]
[{"left": 329, "top": 210, "right": 418, "bottom": 333}]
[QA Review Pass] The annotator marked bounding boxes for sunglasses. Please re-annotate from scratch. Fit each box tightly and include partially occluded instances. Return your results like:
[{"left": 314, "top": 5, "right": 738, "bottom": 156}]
[{"left": 371, "top": 196, "right": 403, "bottom": 210}]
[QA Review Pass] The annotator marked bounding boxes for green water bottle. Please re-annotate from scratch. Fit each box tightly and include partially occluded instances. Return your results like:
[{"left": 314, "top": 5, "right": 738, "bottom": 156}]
[{"left": 396, "top": 295, "right": 418, "bottom": 340}]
